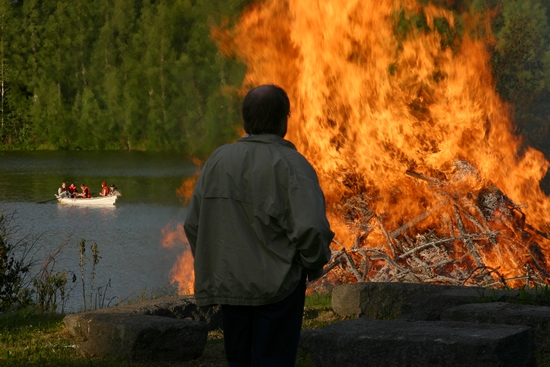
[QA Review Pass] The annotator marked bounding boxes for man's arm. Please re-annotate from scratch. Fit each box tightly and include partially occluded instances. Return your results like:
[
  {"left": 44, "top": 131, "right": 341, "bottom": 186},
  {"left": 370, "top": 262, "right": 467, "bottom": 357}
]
[
  {"left": 183, "top": 193, "right": 200, "bottom": 256},
  {"left": 287, "top": 171, "right": 334, "bottom": 271}
]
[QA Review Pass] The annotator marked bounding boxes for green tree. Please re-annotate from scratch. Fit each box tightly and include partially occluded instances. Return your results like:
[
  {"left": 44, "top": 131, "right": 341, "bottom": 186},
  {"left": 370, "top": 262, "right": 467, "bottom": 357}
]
[
  {"left": 1, "top": 0, "right": 250, "bottom": 152},
  {"left": 89, "top": 0, "right": 139, "bottom": 149},
  {"left": 182, "top": 0, "right": 248, "bottom": 157},
  {"left": 0, "top": 0, "right": 8, "bottom": 137},
  {"left": 0, "top": 0, "right": 32, "bottom": 147},
  {"left": 486, "top": 1, "right": 550, "bottom": 153}
]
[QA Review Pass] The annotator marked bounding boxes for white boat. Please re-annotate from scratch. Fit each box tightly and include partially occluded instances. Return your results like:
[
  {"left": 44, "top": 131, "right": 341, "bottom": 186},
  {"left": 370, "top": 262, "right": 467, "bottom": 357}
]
[{"left": 55, "top": 195, "right": 118, "bottom": 206}]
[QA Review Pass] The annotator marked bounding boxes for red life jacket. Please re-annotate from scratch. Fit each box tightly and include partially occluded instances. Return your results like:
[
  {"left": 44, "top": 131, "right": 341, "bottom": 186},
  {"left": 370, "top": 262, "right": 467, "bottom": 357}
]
[
  {"left": 81, "top": 186, "right": 91, "bottom": 198},
  {"left": 101, "top": 186, "right": 109, "bottom": 196}
]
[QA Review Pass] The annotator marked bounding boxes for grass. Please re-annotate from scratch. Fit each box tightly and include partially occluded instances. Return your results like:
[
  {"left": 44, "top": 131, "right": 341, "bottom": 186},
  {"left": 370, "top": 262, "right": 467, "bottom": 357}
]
[{"left": 0, "top": 293, "right": 346, "bottom": 367}]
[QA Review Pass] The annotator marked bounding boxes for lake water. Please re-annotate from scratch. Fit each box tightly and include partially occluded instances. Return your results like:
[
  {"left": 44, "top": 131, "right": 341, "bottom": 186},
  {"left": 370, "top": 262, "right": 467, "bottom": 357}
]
[{"left": 0, "top": 150, "right": 196, "bottom": 313}]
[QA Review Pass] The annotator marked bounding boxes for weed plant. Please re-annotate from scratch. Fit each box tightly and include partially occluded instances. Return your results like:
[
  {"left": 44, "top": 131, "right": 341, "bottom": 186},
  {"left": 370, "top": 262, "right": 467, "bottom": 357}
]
[
  {"left": 78, "top": 239, "right": 111, "bottom": 311},
  {"left": 0, "top": 210, "right": 118, "bottom": 314},
  {"left": 0, "top": 213, "right": 37, "bottom": 312},
  {"left": 32, "top": 242, "right": 71, "bottom": 313},
  {"left": 474, "top": 284, "right": 550, "bottom": 306}
]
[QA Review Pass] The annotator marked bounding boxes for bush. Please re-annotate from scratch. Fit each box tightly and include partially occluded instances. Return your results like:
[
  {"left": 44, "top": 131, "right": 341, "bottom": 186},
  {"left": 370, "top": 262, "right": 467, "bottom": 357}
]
[{"left": 0, "top": 213, "right": 35, "bottom": 311}]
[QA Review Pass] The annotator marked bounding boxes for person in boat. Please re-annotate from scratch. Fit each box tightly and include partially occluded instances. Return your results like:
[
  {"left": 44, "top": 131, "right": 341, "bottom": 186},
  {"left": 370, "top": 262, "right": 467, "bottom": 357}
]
[
  {"left": 76, "top": 184, "right": 91, "bottom": 198},
  {"left": 108, "top": 184, "right": 122, "bottom": 197},
  {"left": 183, "top": 84, "right": 333, "bottom": 367},
  {"left": 68, "top": 182, "right": 78, "bottom": 198},
  {"left": 99, "top": 181, "right": 109, "bottom": 196},
  {"left": 57, "top": 182, "right": 69, "bottom": 198}
]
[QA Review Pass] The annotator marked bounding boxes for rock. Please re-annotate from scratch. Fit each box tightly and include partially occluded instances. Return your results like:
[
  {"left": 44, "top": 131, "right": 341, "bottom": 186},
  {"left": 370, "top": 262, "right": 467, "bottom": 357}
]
[
  {"left": 331, "top": 282, "right": 487, "bottom": 320},
  {"left": 93, "top": 295, "right": 222, "bottom": 330},
  {"left": 299, "top": 318, "right": 536, "bottom": 367},
  {"left": 441, "top": 302, "right": 550, "bottom": 355},
  {"left": 63, "top": 295, "right": 218, "bottom": 362},
  {"left": 64, "top": 312, "right": 207, "bottom": 362}
]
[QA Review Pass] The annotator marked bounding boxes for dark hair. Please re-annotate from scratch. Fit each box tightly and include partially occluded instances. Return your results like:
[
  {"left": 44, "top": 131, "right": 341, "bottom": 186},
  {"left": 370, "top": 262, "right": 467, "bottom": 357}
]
[{"left": 242, "top": 84, "right": 290, "bottom": 137}]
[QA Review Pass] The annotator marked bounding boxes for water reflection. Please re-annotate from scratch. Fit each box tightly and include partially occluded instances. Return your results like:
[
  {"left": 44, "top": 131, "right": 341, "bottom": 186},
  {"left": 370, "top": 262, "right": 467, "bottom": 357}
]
[{"left": 0, "top": 151, "right": 193, "bottom": 312}]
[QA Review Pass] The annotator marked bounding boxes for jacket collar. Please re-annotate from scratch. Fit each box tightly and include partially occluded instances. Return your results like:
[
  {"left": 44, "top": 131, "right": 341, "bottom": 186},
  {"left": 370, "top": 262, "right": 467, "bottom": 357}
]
[{"left": 238, "top": 134, "right": 297, "bottom": 151}]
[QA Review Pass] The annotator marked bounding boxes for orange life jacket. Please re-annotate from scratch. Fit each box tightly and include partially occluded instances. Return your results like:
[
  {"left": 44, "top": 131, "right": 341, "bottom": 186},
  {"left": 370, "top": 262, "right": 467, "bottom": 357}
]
[
  {"left": 81, "top": 186, "right": 91, "bottom": 198},
  {"left": 101, "top": 186, "right": 109, "bottom": 196}
]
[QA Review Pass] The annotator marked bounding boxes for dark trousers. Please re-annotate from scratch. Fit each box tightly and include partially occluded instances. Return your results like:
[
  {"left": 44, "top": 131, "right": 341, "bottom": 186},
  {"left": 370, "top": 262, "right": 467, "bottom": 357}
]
[{"left": 221, "top": 275, "right": 307, "bottom": 367}]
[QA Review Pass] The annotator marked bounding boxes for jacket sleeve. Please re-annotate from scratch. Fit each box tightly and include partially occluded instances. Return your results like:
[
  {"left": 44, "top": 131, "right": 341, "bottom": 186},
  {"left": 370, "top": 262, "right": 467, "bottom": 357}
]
[
  {"left": 183, "top": 187, "right": 201, "bottom": 256},
  {"left": 287, "top": 167, "right": 334, "bottom": 270}
]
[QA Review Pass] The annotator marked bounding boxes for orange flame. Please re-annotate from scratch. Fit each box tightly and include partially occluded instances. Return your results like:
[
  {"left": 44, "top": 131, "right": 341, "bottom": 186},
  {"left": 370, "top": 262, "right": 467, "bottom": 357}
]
[
  {"left": 176, "top": 157, "right": 202, "bottom": 206},
  {"left": 163, "top": 158, "right": 202, "bottom": 295},
  {"left": 161, "top": 221, "right": 195, "bottom": 294},
  {"left": 166, "top": 0, "right": 550, "bottom": 292},
  {"left": 211, "top": 0, "right": 550, "bottom": 284}
]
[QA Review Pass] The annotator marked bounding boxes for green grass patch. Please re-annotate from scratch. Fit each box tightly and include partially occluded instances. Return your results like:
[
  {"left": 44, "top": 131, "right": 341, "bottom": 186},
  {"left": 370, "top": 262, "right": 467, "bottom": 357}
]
[
  {"left": 0, "top": 308, "right": 111, "bottom": 367},
  {"left": 473, "top": 284, "right": 550, "bottom": 306},
  {"left": 303, "top": 291, "right": 348, "bottom": 330}
]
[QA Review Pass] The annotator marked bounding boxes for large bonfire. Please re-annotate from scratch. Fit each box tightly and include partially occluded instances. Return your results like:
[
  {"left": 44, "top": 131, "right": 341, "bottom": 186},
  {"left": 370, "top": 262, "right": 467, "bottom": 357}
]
[{"left": 165, "top": 0, "right": 550, "bottom": 294}]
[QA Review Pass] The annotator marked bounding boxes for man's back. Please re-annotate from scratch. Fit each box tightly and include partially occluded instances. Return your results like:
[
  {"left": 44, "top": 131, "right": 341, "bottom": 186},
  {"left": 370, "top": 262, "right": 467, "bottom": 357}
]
[{"left": 185, "top": 134, "right": 332, "bottom": 307}]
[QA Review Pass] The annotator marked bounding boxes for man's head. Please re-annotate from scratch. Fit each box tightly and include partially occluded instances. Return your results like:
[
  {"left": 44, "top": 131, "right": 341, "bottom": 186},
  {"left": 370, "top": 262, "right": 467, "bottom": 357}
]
[
  {"left": 102, "top": 181, "right": 106, "bottom": 186},
  {"left": 242, "top": 85, "right": 290, "bottom": 137}
]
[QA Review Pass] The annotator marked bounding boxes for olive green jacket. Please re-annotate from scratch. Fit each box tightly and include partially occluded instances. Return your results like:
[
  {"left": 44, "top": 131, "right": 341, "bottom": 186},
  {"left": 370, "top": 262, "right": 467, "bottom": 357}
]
[{"left": 184, "top": 134, "right": 334, "bottom": 306}]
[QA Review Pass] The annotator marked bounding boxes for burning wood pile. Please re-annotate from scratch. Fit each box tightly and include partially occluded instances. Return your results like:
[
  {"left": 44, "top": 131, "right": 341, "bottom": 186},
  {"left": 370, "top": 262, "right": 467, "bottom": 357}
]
[{"left": 323, "top": 160, "right": 550, "bottom": 289}]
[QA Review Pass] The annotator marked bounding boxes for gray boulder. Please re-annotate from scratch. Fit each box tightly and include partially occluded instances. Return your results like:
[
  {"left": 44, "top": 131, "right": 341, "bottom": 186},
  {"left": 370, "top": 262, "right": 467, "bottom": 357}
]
[
  {"left": 63, "top": 295, "right": 219, "bottom": 362},
  {"left": 441, "top": 302, "right": 550, "bottom": 355},
  {"left": 93, "top": 295, "right": 222, "bottom": 330},
  {"left": 299, "top": 318, "right": 536, "bottom": 367},
  {"left": 64, "top": 312, "right": 207, "bottom": 362},
  {"left": 331, "top": 282, "right": 487, "bottom": 320}
]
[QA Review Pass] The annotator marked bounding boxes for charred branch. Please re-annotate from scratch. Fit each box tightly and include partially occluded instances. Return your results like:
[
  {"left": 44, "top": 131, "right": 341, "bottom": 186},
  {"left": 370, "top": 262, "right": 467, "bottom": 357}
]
[
  {"left": 452, "top": 204, "right": 485, "bottom": 268},
  {"left": 389, "top": 199, "right": 448, "bottom": 238},
  {"left": 320, "top": 167, "right": 550, "bottom": 289},
  {"left": 375, "top": 216, "right": 396, "bottom": 259}
]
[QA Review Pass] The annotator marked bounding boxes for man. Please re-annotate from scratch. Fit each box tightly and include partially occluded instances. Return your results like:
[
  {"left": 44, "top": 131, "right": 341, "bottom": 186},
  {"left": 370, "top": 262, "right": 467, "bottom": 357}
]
[
  {"left": 184, "top": 84, "right": 334, "bottom": 367},
  {"left": 109, "top": 184, "right": 122, "bottom": 197}
]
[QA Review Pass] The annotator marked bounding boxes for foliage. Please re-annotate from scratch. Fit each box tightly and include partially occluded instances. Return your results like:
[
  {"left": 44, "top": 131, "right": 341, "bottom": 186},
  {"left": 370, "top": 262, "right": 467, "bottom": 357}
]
[
  {"left": 0, "top": 0, "right": 249, "bottom": 154},
  {"left": 481, "top": 0, "right": 550, "bottom": 190},
  {"left": 0, "top": 213, "right": 35, "bottom": 312},
  {"left": 77, "top": 238, "right": 114, "bottom": 312},
  {"left": 0, "top": 211, "right": 76, "bottom": 313},
  {"left": 33, "top": 271, "right": 68, "bottom": 313},
  {"left": 0, "top": 210, "right": 116, "bottom": 314},
  {"left": 490, "top": 0, "right": 550, "bottom": 141},
  {"left": 474, "top": 284, "right": 550, "bottom": 306},
  {"left": 32, "top": 241, "right": 72, "bottom": 314}
]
